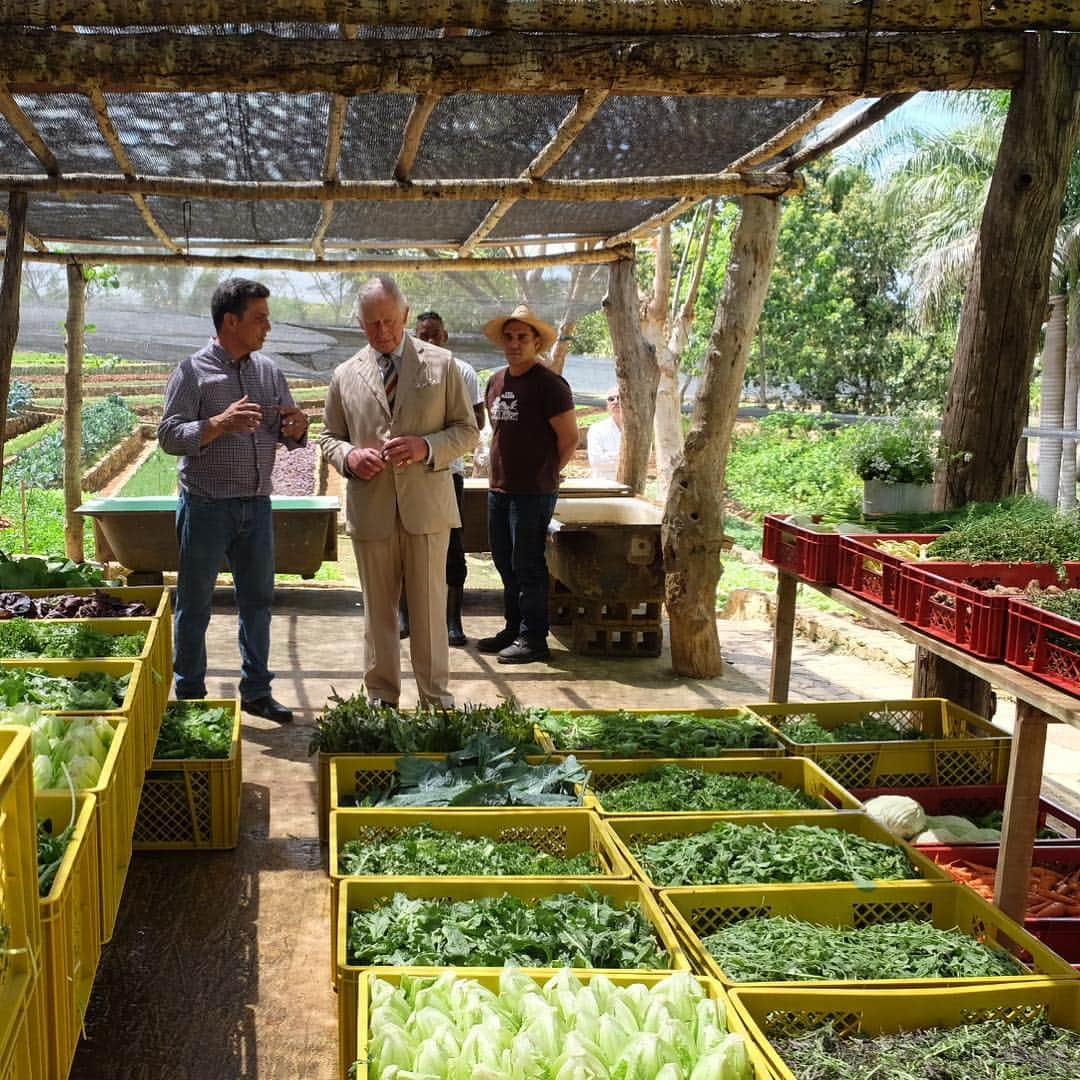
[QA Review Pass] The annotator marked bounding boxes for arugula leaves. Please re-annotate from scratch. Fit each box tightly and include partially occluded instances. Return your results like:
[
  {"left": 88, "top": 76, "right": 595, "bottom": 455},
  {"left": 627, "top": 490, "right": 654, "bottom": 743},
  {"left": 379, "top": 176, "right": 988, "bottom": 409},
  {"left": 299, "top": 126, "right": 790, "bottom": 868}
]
[
  {"left": 345, "top": 890, "right": 669, "bottom": 969},
  {"left": 338, "top": 823, "right": 599, "bottom": 877},
  {"left": 153, "top": 701, "right": 233, "bottom": 759},
  {"left": 0, "top": 668, "right": 128, "bottom": 710},
  {"left": 599, "top": 767, "right": 820, "bottom": 813}
]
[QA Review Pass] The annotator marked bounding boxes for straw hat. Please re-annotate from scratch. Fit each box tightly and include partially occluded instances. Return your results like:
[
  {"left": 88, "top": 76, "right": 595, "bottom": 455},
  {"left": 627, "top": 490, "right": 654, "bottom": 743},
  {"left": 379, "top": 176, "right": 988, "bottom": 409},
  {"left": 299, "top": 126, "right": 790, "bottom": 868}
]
[{"left": 482, "top": 303, "right": 558, "bottom": 353}]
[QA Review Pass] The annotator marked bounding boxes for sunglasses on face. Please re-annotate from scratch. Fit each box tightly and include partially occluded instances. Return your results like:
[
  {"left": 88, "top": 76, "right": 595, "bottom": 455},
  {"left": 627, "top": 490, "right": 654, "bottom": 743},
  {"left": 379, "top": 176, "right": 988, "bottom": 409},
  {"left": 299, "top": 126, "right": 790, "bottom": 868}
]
[{"left": 607, "top": 395, "right": 620, "bottom": 403}]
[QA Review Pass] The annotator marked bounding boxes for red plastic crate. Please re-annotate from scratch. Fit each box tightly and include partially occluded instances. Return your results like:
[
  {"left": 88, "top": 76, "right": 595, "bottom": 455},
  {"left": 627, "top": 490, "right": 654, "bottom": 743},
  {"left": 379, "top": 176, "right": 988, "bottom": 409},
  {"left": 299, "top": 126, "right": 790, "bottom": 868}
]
[
  {"left": 761, "top": 514, "right": 842, "bottom": 585},
  {"left": 925, "top": 843, "right": 1080, "bottom": 962},
  {"left": 898, "top": 562, "right": 1080, "bottom": 661},
  {"left": 1006, "top": 596, "right": 1080, "bottom": 697},
  {"left": 851, "top": 784, "right": 1080, "bottom": 847},
  {"left": 836, "top": 533, "right": 940, "bottom": 613}
]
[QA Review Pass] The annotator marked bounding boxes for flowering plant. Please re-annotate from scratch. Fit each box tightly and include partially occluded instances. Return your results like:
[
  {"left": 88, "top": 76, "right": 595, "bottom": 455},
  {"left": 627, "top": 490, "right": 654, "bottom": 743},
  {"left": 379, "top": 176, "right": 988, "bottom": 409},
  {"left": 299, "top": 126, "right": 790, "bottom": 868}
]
[{"left": 846, "top": 415, "right": 939, "bottom": 485}]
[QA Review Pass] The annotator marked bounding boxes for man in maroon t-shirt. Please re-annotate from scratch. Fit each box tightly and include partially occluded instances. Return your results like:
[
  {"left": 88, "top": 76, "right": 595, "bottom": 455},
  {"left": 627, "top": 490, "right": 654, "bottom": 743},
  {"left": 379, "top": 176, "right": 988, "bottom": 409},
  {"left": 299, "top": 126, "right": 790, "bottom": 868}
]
[{"left": 478, "top": 304, "right": 579, "bottom": 663}]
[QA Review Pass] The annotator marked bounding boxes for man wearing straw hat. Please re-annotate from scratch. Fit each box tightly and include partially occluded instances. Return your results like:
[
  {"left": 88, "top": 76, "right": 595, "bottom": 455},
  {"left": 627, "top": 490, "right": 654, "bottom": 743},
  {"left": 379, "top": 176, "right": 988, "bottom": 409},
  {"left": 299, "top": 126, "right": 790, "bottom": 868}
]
[{"left": 478, "top": 304, "right": 579, "bottom": 664}]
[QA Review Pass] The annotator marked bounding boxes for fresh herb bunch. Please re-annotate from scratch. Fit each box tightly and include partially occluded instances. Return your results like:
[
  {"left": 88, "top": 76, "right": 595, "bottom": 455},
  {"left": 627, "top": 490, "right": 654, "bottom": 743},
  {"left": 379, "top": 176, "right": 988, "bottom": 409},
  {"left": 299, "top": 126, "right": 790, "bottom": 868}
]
[
  {"left": 846, "top": 414, "right": 939, "bottom": 485},
  {"left": 1025, "top": 588, "right": 1080, "bottom": 622},
  {"left": 345, "top": 736, "right": 589, "bottom": 808},
  {"left": 599, "top": 766, "right": 819, "bottom": 814},
  {"left": 36, "top": 813, "right": 75, "bottom": 896},
  {"left": 345, "top": 889, "right": 669, "bottom": 969},
  {"left": 153, "top": 701, "right": 232, "bottom": 759},
  {"left": 0, "top": 618, "right": 144, "bottom": 659},
  {"left": 0, "top": 668, "right": 128, "bottom": 710},
  {"left": 927, "top": 497, "right": 1080, "bottom": 573},
  {"left": 771, "top": 1018, "right": 1080, "bottom": 1080},
  {"left": 632, "top": 821, "right": 919, "bottom": 888},
  {"left": 702, "top": 916, "right": 1025, "bottom": 983},
  {"left": 308, "top": 690, "right": 543, "bottom": 755},
  {"left": 777, "top": 712, "right": 921, "bottom": 744},
  {"left": 539, "top": 709, "right": 778, "bottom": 757},
  {"left": 338, "top": 823, "right": 599, "bottom": 877}
]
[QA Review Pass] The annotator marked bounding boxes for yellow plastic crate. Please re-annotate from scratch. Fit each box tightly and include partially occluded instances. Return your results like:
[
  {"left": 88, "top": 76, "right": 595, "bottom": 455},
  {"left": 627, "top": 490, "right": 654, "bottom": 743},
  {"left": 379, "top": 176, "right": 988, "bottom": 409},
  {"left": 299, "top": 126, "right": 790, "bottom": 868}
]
[
  {"left": 586, "top": 755, "right": 860, "bottom": 815},
  {"left": 535, "top": 707, "right": 785, "bottom": 759},
  {"left": 335, "top": 876, "right": 688, "bottom": 1009},
  {"left": 746, "top": 698, "right": 1011, "bottom": 788},
  {"left": 35, "top": 792, "right": 102, "bottom": 1080},
  {"left": 660, "top": 880, "right": 1078, "bottom": 988},
  {"left": 345, "top": 967, "right": 773, "bottom": 1080},
  {"left": 0, "top": 728, "right": 45, "bottom": 1080},
  {"left": 729, "top": 980, "right": 1080, "bottom": 1080},
  {"left": 40, "top": 717, "right": 137, "bottom": 943},
  {"left": 328, "top": 807, "right": 633, "bottom": 982},
  {"left": 134, "top": 699, "right": 241, "bottom": 850},
  {"left": 605, "top": 810, "right": 951, "bottom": 889}
]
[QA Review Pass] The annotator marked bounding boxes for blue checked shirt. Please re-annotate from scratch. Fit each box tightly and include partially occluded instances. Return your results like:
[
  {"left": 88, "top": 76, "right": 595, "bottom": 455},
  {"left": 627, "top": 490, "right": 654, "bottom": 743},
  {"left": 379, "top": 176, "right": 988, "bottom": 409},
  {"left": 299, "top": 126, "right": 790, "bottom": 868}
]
[{"left": 158, "top": 340, "right": 306, "bottom": 499}]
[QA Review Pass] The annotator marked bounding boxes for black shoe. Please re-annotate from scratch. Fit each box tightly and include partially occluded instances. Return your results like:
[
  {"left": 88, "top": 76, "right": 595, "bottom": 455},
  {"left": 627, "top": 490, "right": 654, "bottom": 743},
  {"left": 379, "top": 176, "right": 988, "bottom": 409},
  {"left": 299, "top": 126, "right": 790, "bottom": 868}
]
[
  {"left": 477, "top": 627, "right": 518, "bottom": 654},
  {"left": 398, "top": 606, "right": 410, "bottom": 640},
  {"left": 446, "top": 585, "right": 467, "bottom": 647},
  {"left": 497, "top": 638, "right": 551, "bottom": 664},
  {"left": 242, "top": 695, "right": 293, "bottom": 723}
]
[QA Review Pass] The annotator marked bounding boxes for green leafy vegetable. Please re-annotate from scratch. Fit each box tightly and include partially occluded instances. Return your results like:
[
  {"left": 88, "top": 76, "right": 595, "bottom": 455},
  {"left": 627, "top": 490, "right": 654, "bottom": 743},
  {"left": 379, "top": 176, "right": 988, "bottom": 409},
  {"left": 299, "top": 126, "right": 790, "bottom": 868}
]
[
  {"left": 0, "top": 551, "right": 106, "bottom": 590},
  {"left": 37, "top": 814, "right": 74, "bottom": 897},
  {"left": 772, "top": 1017, "right": 1080, "bottom": 1079},
  {"left": 600, "top": 766, "right": 820, "bottom": 813},
  {"left": 539, "top": 710, "right": 778, "bottom": 757},
  {"left": 0, "top": 668, "right": 128, "bottom": 710},
  {"left": 346, "top": 889, "right": 669, "bottom": 969},
  {"left": 153, "top": 701, "right": 232, "bottom": 759},
  {"left": 702, "top": 916, "right": 1025, "bottom": 983},
  {"left": 776, "top": 712, "right": 924, "bottom": 744},
  {"left": 632, "top": 821, "right": 920, "bottom": 888},
  {"left": 0, "top": 618, "right": 144, "bottom": 659},
  {"left": 338, "top": 823, "right": 599, "bottom": 877}
]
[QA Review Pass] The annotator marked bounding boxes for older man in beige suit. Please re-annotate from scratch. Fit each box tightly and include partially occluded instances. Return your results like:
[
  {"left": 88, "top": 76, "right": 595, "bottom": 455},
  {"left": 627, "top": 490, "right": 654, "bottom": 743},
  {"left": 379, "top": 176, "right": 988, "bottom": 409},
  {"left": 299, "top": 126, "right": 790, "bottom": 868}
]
[{"left": 320, "top": 276, "right": 478, "bottom": 707}]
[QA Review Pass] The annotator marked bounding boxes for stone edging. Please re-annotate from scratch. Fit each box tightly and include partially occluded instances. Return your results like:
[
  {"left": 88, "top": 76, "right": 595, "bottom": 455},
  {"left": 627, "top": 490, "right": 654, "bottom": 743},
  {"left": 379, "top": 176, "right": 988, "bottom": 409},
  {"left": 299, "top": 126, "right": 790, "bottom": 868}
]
[{"left": 83, "top": 426, "right": 149, "bottom": 492}]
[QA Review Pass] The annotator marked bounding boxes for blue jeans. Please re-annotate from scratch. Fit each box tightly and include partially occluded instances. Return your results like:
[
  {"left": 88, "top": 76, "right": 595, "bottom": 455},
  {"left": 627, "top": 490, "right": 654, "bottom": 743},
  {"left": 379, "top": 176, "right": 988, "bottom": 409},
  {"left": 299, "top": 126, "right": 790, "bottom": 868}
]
[
  {"left": 174, "top": 490, "right": 275, "bottom": 701},
  {"left": 488, "top": 491, "right": 558, "bottom": 644}
]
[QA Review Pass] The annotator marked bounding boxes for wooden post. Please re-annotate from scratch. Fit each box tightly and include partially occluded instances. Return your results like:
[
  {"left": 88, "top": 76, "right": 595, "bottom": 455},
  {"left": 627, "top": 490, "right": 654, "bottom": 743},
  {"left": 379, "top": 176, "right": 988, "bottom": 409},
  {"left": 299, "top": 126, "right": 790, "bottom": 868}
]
[
  {"left": 994, "top": 701, "right": 1049, "bottom": 925},
  {"left": 917, "top": 31, "right": 1080, "bottom": 715},
  {"left": 64, "top": 261, "right": 86, "bottom": 561},
  {"left": 663, "top": 195, "right": 781, "bottom": 678},
  {"left": 770, "top": 570, "right": 798, "bottom": 702},
  {"left": 0, "top": 191, "right": 27, "bottom": 493},
  {"left": 602, "top": 255, "right": 658, "bottom": 494}
]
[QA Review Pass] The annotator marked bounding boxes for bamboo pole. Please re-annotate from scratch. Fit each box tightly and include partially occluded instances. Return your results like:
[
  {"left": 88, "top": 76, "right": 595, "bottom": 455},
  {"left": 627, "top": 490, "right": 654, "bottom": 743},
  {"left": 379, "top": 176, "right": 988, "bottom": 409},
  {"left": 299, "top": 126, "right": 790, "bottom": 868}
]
[
  {"left": 0, "top": 86, "right": 58, "bottom": 174},
  {"left": 14, "top": 246, "right": 633, "bottom": 272},
  {"left": 4, "top": 1, "right": 1078, "bottom": 34},
  {"left": 86, "top": 87, "right": 181, "bottom": 253},
  {"left": 0, "top": 30, "right": 1028, "bottom": 96},
  {"left": 0, "top": 191, "right": 27, "bottom": 493},
  {"left": 16, "top": 233, "right": 611, "bottom": 251},
  {"left": 0, "top": 170, "right": 801, "bottom": 201},
  {"left": 459, "top": 89, "right": 609, "bottom": 254},
  {"left": 63, "top": 261, "right": 85, "bottom": 562},
  {"left": 725, "top": 95, "right": 856, "bottom": 171}
]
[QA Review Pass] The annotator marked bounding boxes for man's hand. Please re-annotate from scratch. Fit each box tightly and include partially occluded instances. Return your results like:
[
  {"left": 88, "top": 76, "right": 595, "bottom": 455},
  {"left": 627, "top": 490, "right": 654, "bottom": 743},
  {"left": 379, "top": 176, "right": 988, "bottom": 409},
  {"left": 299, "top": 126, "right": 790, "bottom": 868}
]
[
  {"left": 276, "top": 403, "right": 309, "bottom": 439},
  {"left": 213, "top": 395, "right": 263, "bottom": 434},
  {"left": 381, "top": 435, "right": 428, "bottom": 469},
  {"left": 346, "top": 446, "right": 387, "bottom": 480}
]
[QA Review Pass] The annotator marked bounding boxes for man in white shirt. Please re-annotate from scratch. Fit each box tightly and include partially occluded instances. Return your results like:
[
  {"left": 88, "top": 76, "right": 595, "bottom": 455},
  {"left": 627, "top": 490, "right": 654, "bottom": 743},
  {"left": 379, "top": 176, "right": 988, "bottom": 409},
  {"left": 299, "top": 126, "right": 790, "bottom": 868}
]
[{"left": 587, "top": 386, "right": 623, "bottom": 481}]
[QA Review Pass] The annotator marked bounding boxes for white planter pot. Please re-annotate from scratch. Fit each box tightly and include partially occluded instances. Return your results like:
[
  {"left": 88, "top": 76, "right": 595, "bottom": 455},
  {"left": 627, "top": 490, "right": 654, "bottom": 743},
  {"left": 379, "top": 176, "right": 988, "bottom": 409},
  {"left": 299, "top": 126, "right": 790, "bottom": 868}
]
[{"left": 862, "top": 479, "right": 935, "bottom": 516}]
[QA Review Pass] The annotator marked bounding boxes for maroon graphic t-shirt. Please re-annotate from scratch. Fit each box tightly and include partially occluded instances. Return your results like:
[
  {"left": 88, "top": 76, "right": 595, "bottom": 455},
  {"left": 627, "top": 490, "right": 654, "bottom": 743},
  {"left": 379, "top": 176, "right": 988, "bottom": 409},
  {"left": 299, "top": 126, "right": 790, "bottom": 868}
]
[{"left": 486, "top": 363, "right": 574, "bottom": 494}]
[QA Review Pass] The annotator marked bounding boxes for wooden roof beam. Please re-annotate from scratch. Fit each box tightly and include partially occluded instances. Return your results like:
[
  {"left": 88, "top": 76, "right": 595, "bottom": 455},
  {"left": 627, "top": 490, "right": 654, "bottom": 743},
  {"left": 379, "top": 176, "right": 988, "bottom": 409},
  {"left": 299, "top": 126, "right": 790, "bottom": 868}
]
[
  {"left": 0, "top": 86, "right": 58, "bottom": 174},
  {"left": 459, "top": 89, "right": 609, "bottom": 254},
  {"left": 0, "top": 30, "right": 1030, "bottom": 96},
  {"left": 4, "top": 1, "right": 1078, "bottom": 34},
  {"left": 9, "top": 246, "right": 634, "bottom": 273},
  {"left": 87, "top": 86, "right": 181, "bottom": 254},
  {"left": 725, "top": 95, "right": 856, "bottom": 172},
  {"left": 0, "top": 171, "right": 803, "bottom": 201}
]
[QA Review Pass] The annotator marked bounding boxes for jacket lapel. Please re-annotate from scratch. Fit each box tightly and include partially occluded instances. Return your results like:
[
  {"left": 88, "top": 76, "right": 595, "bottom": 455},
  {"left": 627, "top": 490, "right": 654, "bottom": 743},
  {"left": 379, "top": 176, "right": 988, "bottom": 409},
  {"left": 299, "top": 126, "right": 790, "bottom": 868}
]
[{"left": 356, "top": 345, "right": 392, "bottom": 419}]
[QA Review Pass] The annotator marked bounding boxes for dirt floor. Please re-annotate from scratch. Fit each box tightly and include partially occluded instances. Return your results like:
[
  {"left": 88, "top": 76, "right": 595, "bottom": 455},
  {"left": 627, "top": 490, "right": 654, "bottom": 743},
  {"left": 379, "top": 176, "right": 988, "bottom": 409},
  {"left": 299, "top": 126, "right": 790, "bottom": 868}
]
[{"left": 70, "top": 572, "right": 1080, "bottom": 1079}]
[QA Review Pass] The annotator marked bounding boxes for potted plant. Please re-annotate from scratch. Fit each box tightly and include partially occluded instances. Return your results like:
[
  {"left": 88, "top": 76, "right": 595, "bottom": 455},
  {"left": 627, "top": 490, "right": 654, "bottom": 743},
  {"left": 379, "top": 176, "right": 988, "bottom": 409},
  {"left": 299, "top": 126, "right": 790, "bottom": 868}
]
[{"left": 846, "top": 415, "right": 939, "bottom": 515}]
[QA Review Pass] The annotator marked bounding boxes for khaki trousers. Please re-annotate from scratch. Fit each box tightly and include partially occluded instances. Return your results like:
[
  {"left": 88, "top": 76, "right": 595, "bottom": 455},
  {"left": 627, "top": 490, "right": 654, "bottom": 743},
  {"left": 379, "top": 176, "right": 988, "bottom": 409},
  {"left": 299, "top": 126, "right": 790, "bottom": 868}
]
[{"left": 351, "top": 519, "right": 452, "bottom": 707}]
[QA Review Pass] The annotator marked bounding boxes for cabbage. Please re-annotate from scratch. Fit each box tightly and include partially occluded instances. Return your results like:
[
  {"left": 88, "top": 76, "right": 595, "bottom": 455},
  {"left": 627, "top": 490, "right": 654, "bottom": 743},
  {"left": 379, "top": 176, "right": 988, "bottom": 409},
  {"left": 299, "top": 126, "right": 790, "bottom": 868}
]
[
  {"left": 32, "top": 753, "right": 54, "bottom": 789},
  {"left": 688, "top": 1035, "right": 750, "bottom": 1080},
  {"left": 863, "top": 794, "right": 927, "bottom": 839},
  {"left": 64, "top": 754, "right": 101, "bottom": 788}
]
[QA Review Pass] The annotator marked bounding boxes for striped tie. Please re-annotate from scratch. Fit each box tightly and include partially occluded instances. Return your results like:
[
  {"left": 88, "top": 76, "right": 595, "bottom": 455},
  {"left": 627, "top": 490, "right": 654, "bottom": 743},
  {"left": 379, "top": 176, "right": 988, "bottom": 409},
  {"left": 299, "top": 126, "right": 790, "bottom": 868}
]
[{"left": 380, "top": 352, "right": 397, "bottom": 412}]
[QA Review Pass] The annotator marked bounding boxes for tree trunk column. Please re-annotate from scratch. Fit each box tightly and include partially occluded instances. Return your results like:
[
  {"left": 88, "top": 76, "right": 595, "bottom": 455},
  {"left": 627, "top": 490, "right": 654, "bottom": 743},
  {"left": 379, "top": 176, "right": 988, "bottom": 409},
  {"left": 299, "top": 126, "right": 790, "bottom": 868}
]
[
  {"left": 64, "top": 261, "right": 86, "bottom": 562},
  {"left": 0, "top": 191, "right": 28, "bottom": 494},
  {"left": 663, "top": 195, "right": 781, "bottom": 678}
]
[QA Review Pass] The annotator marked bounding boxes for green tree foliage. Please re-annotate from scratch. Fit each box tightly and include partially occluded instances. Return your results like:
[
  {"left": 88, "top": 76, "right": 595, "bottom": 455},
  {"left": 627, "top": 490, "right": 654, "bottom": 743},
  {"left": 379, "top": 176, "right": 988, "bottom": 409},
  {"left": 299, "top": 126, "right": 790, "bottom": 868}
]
[{"left": 754, "top": 162, "right": 953, "bottom": 412}]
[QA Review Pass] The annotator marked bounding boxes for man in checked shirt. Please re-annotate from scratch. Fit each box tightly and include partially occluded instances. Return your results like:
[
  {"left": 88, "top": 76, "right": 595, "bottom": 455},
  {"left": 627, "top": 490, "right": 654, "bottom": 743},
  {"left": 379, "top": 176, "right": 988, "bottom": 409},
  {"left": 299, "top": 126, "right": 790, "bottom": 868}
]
[{"left": 159, "top": 278, "right": 308, "bottom": 723}]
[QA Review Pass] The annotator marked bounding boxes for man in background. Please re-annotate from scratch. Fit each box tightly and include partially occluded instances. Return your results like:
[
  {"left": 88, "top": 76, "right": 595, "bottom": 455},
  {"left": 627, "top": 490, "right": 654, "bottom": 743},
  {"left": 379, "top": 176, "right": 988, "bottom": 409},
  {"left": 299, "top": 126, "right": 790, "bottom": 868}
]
[
  {"left": 159, "top": 278, "right": 308, "bottom": 723},
  {"left": 319, "top": 276, "right": 478, "bottom": 707},
  {"left": 479, "top": 304, "right": 578, "bottom": 664},
  {"left": 587, "top": 386, "right": 623, "bottom": 481},
  {"left": 401, "top": 310, "right": 486, "bottom": 647}
]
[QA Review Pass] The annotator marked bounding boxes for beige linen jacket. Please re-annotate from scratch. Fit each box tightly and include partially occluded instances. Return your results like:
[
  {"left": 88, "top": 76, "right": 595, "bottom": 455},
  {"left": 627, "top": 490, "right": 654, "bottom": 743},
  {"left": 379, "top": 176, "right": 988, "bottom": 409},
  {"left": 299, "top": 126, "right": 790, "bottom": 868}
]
[{"left": 319, "top": 337, "right": 479, "bottom": 540}]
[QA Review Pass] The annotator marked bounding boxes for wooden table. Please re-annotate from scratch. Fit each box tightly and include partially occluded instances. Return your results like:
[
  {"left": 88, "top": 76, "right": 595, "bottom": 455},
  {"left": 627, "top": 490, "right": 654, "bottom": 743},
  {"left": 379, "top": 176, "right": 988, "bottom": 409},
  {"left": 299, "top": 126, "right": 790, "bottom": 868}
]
[{"left": 768, "top": 570, "right": 1080, "bottom": 925}]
